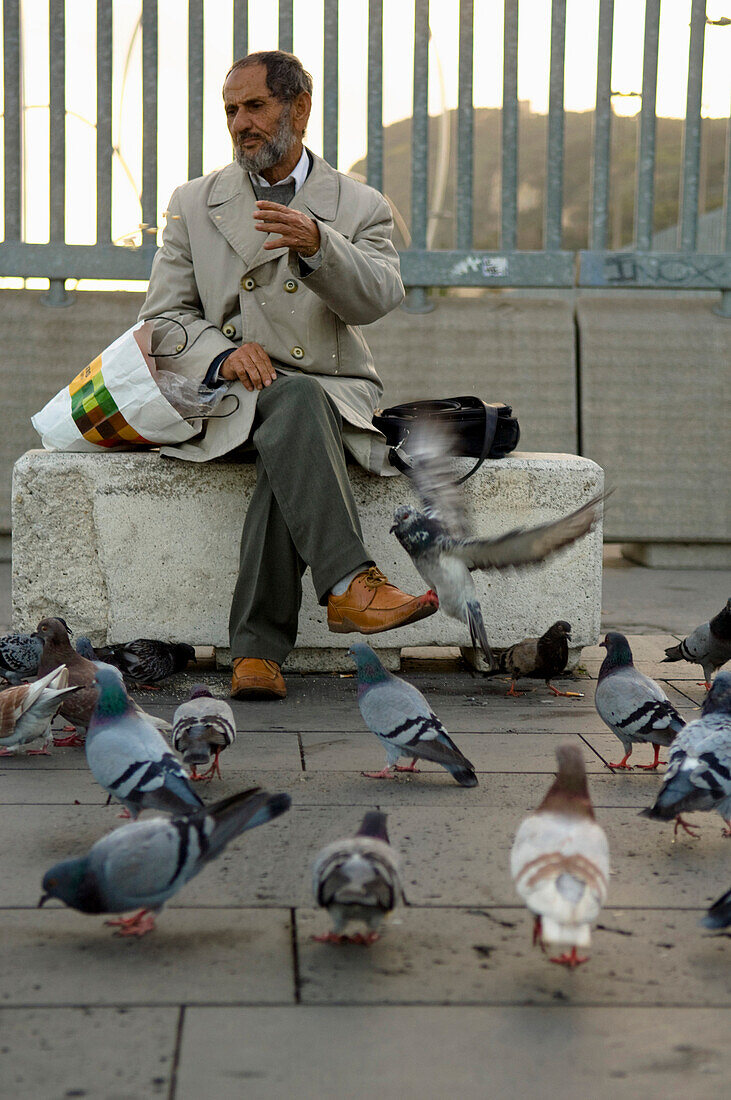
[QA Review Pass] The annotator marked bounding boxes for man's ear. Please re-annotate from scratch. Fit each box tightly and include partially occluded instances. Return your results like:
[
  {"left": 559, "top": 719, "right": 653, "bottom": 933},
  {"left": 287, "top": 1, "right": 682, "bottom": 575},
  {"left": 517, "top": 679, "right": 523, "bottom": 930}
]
[{"left": 292, "top": 91, "right": 312, "bottom": 137}]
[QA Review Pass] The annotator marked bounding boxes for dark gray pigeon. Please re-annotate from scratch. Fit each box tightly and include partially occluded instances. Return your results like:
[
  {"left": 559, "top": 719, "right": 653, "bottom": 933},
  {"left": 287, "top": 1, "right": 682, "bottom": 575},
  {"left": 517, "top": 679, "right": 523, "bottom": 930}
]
[
  {"left": 94, "top": 639, "right": 196, "bottom": 688},
  {"left": 595, "top": 632, "right": 685, "bottom": 770},
  {"left": 642, "top": 671, "right": 731, "bottom": 838},
  {"left": 663, "top": 598, "right": 731, "bottom": 689},
  {"left": 312, "top": 811, "right": 402, "bottom": 945},
  {"left": 85, "top": 664, "right": 203, "bottom": 818},
  {"left": 75, "top": 637, "right": 98, "bottom": 661},
  {"left": 172, "top": 685, "right": 236, "bottom": 780},
  {"left": 0, "top": 632, "right": 43, "bottom": 684},
  {"left": 38, "top": 787, "right": 291, "bottom": 936},
  {"left": 487, "top": 621, "right": 583, "bottom": 698},
  {"left": 348, "top": 642, "right": 478, "bottom": 786},
  {"left": 702, "top": 886, "right": 731, "bottom": 930},
  {"left": 389, "top": 420, "right": 606, "bottom": 670}
]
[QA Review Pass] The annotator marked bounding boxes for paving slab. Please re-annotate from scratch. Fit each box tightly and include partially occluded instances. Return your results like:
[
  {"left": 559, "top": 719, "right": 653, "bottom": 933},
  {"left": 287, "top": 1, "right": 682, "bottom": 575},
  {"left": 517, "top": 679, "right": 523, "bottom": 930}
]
[
  {"left": 296, "top": 906, "right": 731, "bottom": 1006},
  {"left": 0, "top": 908, "right": 294, "bottom": 1007},
  {"left": 174, "top": 1004, "right": 731, "bottom": 1100},
  {"left": 0, "top": 1006, "right": 178, "bottom": 1099}
]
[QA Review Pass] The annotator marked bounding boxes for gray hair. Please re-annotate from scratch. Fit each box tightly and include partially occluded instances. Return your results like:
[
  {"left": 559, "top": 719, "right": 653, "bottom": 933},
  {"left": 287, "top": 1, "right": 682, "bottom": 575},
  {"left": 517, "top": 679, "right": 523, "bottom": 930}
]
[{"left": 225, "top": 50, "right": 313, "bottom": 103}]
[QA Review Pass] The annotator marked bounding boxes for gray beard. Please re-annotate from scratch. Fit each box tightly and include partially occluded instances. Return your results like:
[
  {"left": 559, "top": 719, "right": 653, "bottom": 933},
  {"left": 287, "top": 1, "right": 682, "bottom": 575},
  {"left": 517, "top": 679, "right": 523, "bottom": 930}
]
[{"left": 234, "top": 106, "right": 297, "bottom": 173}]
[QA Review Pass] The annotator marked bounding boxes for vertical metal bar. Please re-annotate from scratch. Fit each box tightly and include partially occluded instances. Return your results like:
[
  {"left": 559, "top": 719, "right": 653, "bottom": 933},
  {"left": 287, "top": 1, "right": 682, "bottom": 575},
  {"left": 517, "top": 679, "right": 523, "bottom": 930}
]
[
  {"left": 49, "top": 0, "right": 65, "bottom": 244},
  {"left": 544, "top": 0, "right": 566, "bottom": 251},
  {"left": 142, "top": 0, "right": 158, "bottom": 248},
  {"left": 278, "top": 0, "right": 293, "bottom": 52},
  {"left": 715, "top": 117, "right": 731, "bottom": 316},
  {"left": 634, "top": 0, "right": 660, "bottom": 250},
  {"left": 233, "top": 0, "right": 248, "bottom": 59},
  {"left": 590, "top": 0, "right": 614, "bottom": 250},
  {"left": 411, "top": 0, "right": 429, "bottom": 252},
  {"left": 323, "top": 0, "right": 339, "bottom": 166},
  {"left": 679, "top": 0, "right": 706, "bottom": 252},
  {"left": 456, "top": 0, "right": 474, "bottom": 251},
  {"left": 501, "top": 0, "right": 519, "bottom": 251},
  {"left": 3, "top": 0, "right": 22, "bottom": 240},
  {"left": 188, "top": 0, "right": 204, "bottom": 180},
  {"left": 96, "top": 0, "right": 113, "bottom": 244},
  {"left": 367, "top": 0, "right": 383, "bottom": 194}
]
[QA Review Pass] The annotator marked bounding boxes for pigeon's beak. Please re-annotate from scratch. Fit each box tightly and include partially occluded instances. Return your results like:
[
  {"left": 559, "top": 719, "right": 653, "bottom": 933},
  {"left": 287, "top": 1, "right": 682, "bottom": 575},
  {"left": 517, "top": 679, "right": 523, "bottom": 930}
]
[
  {"left": 599, "top": 640, "right": 607, "bottom": 649},
  {"left": 389, "top": 523, "right": 397, "bottom": 533},
  {"left": 37, "top": 893, "right": 51, "bottom": 908}
]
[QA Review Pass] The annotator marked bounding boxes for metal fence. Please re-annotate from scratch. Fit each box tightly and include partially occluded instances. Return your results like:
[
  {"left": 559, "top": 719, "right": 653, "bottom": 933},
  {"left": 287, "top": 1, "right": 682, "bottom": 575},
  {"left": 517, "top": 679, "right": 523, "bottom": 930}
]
[{"left": 1, "top": 0, "right": 730, "bottom": 312}]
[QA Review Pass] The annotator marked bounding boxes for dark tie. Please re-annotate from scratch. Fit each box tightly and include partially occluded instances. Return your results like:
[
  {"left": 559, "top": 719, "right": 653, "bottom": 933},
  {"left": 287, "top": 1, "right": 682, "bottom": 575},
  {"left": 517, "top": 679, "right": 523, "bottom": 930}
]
[{"left": 251, "top": 179, "right": 296, "bottom": 206}]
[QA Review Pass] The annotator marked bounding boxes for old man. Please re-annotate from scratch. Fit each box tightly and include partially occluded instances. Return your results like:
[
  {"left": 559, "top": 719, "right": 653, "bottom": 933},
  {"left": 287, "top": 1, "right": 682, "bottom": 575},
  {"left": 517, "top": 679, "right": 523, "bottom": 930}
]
[{"left": 139, "top": 50, "right": 435, "bottom": 700}]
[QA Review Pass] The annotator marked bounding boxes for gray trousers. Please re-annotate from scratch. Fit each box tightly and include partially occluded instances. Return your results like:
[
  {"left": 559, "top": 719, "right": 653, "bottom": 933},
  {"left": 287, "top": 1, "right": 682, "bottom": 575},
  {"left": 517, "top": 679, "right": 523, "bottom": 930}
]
[{"left": 229, "top": 374, "right": 372, "bottom": 663}]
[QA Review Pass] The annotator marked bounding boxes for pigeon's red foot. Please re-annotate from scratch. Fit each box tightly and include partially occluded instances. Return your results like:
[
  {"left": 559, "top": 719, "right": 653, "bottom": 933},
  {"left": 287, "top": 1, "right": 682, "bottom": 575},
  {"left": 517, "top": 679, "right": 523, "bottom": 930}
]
[
  {"left": 609, "top": 753, "right": 633, "bottom": 770},
  {"left": 52, "top": 732, "right": 85, "bottom": 748},
  {"left": 105, "top": 909, "right": 156, "bottom": 937},
  {"left": 697, "top": 681, "right": 712, "bottom": 691},
  {"left": 116, "top": 808, "right": 133, "bottom": 820},
  {"left": 27, "top": 747, "right": 52, "bottom": 756},
  {"left": 0, "top": 747, "right": 15, "bottom": 757},
  {"left": 349, "top": 931, "right": 381, "bottom": 945},
  {"left": 425, "top": 589, "right": 439, "bottom": 608},
  {"left": 394, "top": 758, "right": 420, "bottom": 773},
  {"left": 673, "top": 815, "right": 700, "bottom": 838},
  {"left": 636, "top": 744, "right": 663, "bottom": 770},
  {"left": 312, "top": 931, "right": 349, "bottom": 945},
  {"left": 134, "top": 683, "right": 161, "bottom": 692},
  {"left": 549, "top": 947, "right": 588, "bottom": 968},
  {"left": 506, "top": 683, "right": 525, "bottom": 697},
  {"left": 721, "top": 820, "right": 731, "bottom": 838},
  {"left": 532, "top": 916, "right": 545, "bottom": 950},
  {"left": 547, "top": 683, "right": 584, "bottom": 698},
  {"left": 189, "top": 752, "right": 222, "bottom": 782},
  {"left": 361, "top": 767, "right": 394, "bottom": 780}
]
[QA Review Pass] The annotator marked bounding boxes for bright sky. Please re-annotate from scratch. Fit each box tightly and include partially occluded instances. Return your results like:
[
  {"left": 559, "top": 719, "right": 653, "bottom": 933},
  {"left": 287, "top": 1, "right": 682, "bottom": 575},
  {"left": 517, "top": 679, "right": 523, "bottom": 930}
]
[{"left": 1, "top": 0, "right": 729, "bottom": 290}]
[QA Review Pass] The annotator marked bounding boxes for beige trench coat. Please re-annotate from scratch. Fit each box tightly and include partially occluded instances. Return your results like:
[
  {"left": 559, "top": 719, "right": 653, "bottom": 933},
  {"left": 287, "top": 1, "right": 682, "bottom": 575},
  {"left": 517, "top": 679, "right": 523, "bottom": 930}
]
[{"left": 138, "top": 151, "right": 404, "bottom": 473}]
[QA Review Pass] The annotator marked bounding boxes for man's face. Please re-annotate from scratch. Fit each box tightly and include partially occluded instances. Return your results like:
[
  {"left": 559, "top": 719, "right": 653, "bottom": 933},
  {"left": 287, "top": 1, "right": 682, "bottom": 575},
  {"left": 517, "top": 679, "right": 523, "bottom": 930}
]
[{"left": 224, "top": 64, "right": 301, "bottom": 173}]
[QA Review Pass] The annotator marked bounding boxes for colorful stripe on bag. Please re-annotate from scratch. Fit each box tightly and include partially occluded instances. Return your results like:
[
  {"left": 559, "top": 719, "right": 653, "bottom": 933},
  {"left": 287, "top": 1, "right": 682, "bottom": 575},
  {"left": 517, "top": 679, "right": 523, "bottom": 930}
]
[{"left": 68, "top": 356, "right": 152, "bottom": 447}]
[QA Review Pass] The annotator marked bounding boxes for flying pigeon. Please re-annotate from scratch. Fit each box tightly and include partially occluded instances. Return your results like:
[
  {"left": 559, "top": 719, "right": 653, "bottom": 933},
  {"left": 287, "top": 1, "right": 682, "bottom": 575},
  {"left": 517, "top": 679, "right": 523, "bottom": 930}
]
[
  {"left": 595, "top": 632, "right": 685, "bottom": 770},
  {"left": 702, "top": 886, "right": 731, "bottom": 930},
  {"left": 0, "top": 666, "right": 81, "bottom": 755},
  {"left": 94, "top": 639, "right": 197, "bottom": 688},
  {"left": 172, "top": 685, "right": 236, "bottom": 780},
  {"left": 312, "top": 811, "right": 402, "bottom": 945},
  {"left": 85, "top": 664, "right": 203, "bottom": 818},
  {"left": 642, "top": 670, "right": 731, "bottom": 838},
  {"left": 0, "top": 632, "right": 43, "bottom": 684},
  {"left": 38, "top": 786, "right": 291, "bottom": 936},
  {"left": 348, "top": 642, "right": 478, "bottom": 786},
  {"left": 510, "top": 742, "right": 610, "bottom": 968},
  {"left": 389, "top": 420, "right": 606, "bottom": 670},
  {"left": 35, "top": 617, "right": 171, "bottom": 744},
  {"left": 663, "top": 597, "right": 731, "bottom": 690},
  {"left": 488, "top": 621, "right": 583, "bottom": 698}
]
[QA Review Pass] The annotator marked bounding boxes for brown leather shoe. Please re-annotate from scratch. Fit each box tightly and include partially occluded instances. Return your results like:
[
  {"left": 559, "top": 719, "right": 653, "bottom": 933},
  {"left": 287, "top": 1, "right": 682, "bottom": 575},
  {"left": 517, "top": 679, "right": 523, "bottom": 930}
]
[
  {"left": 327, "top": 566, "right": 439, "bottom": 635},
  {"left": 231, "top": 658, "right": 286, "bottom": 700}
]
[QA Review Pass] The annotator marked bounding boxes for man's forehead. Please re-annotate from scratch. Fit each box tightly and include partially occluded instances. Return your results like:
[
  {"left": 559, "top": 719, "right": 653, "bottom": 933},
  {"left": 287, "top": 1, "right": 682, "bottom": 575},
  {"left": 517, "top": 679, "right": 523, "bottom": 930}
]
[{"left": 223, "top": 65, "right": 273, "bottom": 103}]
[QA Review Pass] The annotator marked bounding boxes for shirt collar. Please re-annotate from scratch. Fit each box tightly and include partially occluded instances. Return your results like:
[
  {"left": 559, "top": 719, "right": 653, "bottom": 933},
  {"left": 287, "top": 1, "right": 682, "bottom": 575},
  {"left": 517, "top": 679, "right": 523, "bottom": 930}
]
[{"left": 249, "top": 146, "right": 310, "bottom": 194}]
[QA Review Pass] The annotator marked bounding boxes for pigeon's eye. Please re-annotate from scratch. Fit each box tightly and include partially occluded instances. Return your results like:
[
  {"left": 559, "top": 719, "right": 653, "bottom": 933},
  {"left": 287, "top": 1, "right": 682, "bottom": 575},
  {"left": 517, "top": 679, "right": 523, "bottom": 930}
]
[{"left": 46, "top": 877, "right": 56, "bottom": 887}]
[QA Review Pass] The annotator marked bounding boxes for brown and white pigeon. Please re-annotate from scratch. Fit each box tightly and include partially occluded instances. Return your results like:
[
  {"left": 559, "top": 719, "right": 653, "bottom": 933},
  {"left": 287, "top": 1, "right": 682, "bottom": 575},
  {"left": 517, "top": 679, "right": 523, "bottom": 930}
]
[
  {"left": 663, "top": 598, "right": 731, "bottom": 690},
  {"left": 0, "top": 666, "right": 81, "bottom": 755},
  {"left": 510, "top": 742, "right": 610, "bottom": 968},
  {"left": 489, "top": 621, "right": 583, "bottom": 698},
  {"left": 312, "top": 811, "right": 402, "bottom": 945},
  {"left": 172, "top": 686, "right": 236, "bottom": 781}
]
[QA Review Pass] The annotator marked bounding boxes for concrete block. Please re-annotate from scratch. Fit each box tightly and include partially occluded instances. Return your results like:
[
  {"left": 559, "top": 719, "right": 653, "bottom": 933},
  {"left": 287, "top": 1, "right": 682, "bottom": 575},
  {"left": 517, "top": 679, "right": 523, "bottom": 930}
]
[
  {"left": 622, "top": 542, "right": 731, "bottom": 569},
  {"left": 12, "top": 449, "right": 604, "bottom": 671},
  {"left": 578, "top": 298, "right": 731, "bottom": 545}
]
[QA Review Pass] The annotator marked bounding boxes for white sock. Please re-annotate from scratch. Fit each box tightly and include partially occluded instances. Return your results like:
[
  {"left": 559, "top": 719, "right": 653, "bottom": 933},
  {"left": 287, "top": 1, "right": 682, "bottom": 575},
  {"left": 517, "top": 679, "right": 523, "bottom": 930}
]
[{"left": 330, "top": 564, "right": 369, "bottom": 596}]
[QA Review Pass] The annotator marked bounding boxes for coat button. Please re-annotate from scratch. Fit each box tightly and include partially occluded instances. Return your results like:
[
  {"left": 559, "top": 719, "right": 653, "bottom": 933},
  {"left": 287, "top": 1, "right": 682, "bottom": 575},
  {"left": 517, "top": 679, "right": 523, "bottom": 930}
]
[
  {"left": 291, "top": 346, "right": 305, "bottom": 360},
  {"left": 241, "top": 276, "right": 256, "bottom": 291},
  {"left": 222, "top": 323, "right": 236, "bottom": 338},
  {"left": 284, "top": 279, "right": 298, "bottom": 293}
]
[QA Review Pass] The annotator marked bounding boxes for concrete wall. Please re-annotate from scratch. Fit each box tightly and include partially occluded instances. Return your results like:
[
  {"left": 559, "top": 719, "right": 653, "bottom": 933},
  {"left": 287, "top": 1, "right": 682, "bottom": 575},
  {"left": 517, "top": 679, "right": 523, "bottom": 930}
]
[{"left": 1, "top": 289, "right": 728, "bottom": 559}]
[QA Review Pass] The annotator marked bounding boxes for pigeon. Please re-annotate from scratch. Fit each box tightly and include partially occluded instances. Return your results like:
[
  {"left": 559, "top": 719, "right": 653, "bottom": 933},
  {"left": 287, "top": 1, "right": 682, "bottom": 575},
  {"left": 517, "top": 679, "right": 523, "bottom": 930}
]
[
  {"left": 0, "top": 632, "right": 43, "bottom": 684},
  {"left": 38, "top": 786, "right": 291, "bottom": 936},
  {"left": 94, "top": 639, "right": 197, "bottom": 688},
  {"left": 702, "top": 886, "right": 731, "bottom": 930},
  {"left": 663, "top": 597, "right": 731, "bottom": 690},
  {"left": 0, "top": 666, "right": 82, "bottom": 755},
  {"left": 312, "top": 811, "right": 402, "bottom": 945},
  {"left": 389, "top": 419, "right": 606, "bottom": 670},
  {"left": 510, "top": 742, "right": 610, "bottom": 968},
  {"left": 85, "top": 664, "right": 203, "bottom": 818},
  {"left": 172, "top": 685, "right": 236, "bottom": 780},
  {"left": 75, "top": 637, "right": 98, "bottom": 661},
  {"left": 488, "top": 621, "right": 583, "bottom": 698},
  {"left": 641, "top": 671, "right": 731, "bottom": 838},
  {"left": 595, "top": 631, "right": 685, "bottom": 770},
  {"left": 348, "top": 642, "right": 478, "bottom": 786},
  {"left": 35, "top": 617, "right": 171, "bottom": 744}
]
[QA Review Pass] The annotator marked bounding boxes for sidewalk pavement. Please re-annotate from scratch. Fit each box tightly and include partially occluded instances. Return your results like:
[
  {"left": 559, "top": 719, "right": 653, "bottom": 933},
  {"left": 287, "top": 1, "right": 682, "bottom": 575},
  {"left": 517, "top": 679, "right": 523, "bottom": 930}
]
[{"left": 1, "top": 551, "right": 729, "bottom": 1098}]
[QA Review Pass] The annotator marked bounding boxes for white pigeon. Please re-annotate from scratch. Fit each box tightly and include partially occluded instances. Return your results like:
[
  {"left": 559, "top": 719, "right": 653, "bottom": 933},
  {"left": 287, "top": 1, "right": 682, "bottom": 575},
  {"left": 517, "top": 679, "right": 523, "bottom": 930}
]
[
  {"left": 0, "top": 666, "right": 81, "bottom": 755},
  {"left": 312, "top": 811, "right": 402, "bottom": 945},
  {"left": 511, "top": 742, "right": 610, "bottom": 968},
  {"left": 172, "top": 685, "right": 236, "bottom": 780}
]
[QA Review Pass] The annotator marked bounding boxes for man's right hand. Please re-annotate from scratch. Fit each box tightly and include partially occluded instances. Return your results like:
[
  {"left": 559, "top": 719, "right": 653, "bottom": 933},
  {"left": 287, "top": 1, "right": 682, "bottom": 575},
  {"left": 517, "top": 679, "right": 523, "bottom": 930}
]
[{"left": 219, "top": 342, "right": 277, "bottom": 390}]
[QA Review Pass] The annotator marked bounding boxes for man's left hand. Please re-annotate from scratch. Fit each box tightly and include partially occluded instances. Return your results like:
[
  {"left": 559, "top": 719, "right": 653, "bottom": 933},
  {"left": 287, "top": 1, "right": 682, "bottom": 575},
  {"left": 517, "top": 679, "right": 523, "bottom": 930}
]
[{"left": 253, "top": 200, "right": 321, "bottom": 257}]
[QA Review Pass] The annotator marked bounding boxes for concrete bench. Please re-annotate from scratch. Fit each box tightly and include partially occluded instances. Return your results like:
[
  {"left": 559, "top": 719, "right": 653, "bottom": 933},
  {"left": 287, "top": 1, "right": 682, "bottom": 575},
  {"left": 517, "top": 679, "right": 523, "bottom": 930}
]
[{"left": 12, "top": 449, "right": 604, "bottom": 671}]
